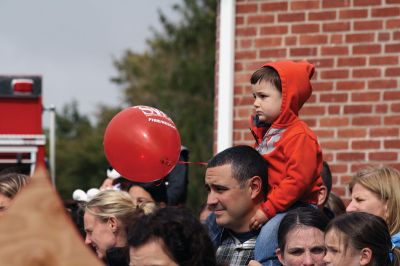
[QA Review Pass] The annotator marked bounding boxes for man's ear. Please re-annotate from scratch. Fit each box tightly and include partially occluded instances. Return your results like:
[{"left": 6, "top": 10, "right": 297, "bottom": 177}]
[
  {"left": 317, "top": 185, "right": 328, "bottom": 206},
  {"left": 276, "top": 248, "right": 285, "bottom": 265},
  {"left": 108, "top": 216, "right": 118, "bottom": 232},
  {"left": 359, "top": 247, "right": 372, "bottom": 265},
  {"left": 249, "top": 176, "right": 262, "bottom": 199}
]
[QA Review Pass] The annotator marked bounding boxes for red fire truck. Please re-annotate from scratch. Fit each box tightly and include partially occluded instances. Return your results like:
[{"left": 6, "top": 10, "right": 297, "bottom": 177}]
[{"left": 0, "top": 75, "right": 46, "bottom": 175}]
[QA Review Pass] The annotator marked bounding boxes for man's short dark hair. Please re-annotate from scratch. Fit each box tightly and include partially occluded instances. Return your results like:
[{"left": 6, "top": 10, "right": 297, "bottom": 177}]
[
  {"left": 127, "top": 207, "right": 217, "bottom": 266},
  {"left": 250, "top": 66, "right": 282, "bottom": 93},
  {"left": 207, "top": 145, "right": 268, "bottom": 193}
]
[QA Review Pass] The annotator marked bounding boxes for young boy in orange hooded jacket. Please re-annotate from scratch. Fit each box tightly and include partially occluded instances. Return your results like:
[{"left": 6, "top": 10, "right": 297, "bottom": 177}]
[{"left": 249, "top": 60, "right": 323, "bottom": 265}]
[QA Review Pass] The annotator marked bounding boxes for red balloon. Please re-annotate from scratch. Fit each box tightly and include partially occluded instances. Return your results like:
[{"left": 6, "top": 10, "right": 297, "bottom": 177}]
[{"left": 103, "top": 106, "right": 181, "bottom": 182}]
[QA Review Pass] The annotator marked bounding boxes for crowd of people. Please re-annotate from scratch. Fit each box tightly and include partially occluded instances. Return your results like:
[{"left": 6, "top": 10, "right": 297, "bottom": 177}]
[
  {"left": 2, "top": 152, "right": 399, "bottom": 266},
  {"left": 1, "top": 60, "right": 400, "bottom": 266}
]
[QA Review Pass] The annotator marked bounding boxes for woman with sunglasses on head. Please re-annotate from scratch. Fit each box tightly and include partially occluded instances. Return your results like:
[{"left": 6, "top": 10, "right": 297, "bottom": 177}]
[{"left": 346, "top": 166, "right": 400, "bottom": 252}]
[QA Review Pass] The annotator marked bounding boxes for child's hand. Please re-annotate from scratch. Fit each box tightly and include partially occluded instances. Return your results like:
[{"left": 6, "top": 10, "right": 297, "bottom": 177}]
[{"left": 249, "top": 208, "right": 269, "bottom": 230}]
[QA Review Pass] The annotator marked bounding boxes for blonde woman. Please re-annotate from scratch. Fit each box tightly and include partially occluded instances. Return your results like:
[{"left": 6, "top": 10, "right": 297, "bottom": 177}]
[
  {"left": 346, "top": 166, "right": 400, "bottom": 250},
  {"left": 0, "top": 172, "right": 28, "bottom": 214},
  {"left": 84, "top": 189, "right": 155, "bottom": 265}
]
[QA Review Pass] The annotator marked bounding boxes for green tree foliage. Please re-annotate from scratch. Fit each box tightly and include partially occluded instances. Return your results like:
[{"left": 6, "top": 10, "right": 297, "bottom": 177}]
[
  {"left": 54, "top": 0, "right": 216, "bottom": 211},
  {"left": 55, "top": 101, "right": 120, "bottom": 198},
  {"left": 112, "top": 0, "right": 216, "bottom": 210}
]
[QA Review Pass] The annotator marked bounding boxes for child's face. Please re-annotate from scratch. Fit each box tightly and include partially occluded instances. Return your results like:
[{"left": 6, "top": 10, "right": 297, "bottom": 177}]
[
  {"left": 252, "top": 80, "right": 282, "bottom": 124},
  {"left": 323, "top": 229, "right": 361, "bottom": 266}
]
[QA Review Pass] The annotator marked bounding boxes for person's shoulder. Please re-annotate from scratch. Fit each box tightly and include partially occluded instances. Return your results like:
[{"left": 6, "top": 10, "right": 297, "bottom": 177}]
[
  {"left": 204, "top": 212, "right": 225, "bottom": 248},
  {"left": 204, "top": 212, "right": 217, "bottom": 229}
]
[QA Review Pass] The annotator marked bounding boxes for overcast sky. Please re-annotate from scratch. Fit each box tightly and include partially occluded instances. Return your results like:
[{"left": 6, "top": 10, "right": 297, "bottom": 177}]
[{"left": 0, "top": 0, "right": 180, "bottom": 126}]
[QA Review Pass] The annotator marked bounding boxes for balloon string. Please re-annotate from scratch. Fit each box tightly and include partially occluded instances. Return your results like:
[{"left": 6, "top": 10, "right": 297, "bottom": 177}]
[{"left": 178, "top": 160, "right": 208, "bottom": 166}]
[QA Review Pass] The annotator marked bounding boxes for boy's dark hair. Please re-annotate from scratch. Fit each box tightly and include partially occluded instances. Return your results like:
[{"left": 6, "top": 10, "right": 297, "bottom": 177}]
[
  {"left": 250, "top": 66, "right": 282, "bottom": 92},
  {"left": 278, "top": 207, "right": 329, "bottom": 252},
  {"left": 127, "top": 207, "right": 217, "bottom": 266},
  {"left": 207, "top": 145, "right": 268, "bottom": 195}
]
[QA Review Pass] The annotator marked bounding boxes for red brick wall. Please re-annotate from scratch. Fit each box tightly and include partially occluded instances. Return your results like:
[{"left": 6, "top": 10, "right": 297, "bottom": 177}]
[{"left": 215, "top": 0, "right": 400, "bottom": 200}]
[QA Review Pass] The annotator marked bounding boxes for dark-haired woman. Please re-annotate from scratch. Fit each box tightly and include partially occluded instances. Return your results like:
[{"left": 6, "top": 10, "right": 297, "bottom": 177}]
[{"left": 249, "top": 207, "right": 328, "bottom": 266}]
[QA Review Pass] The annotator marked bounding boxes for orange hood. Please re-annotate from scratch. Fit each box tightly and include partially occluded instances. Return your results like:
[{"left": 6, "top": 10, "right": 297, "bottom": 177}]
[{"left": 263, "top": 60, "right": 314, "bottom": 127}]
